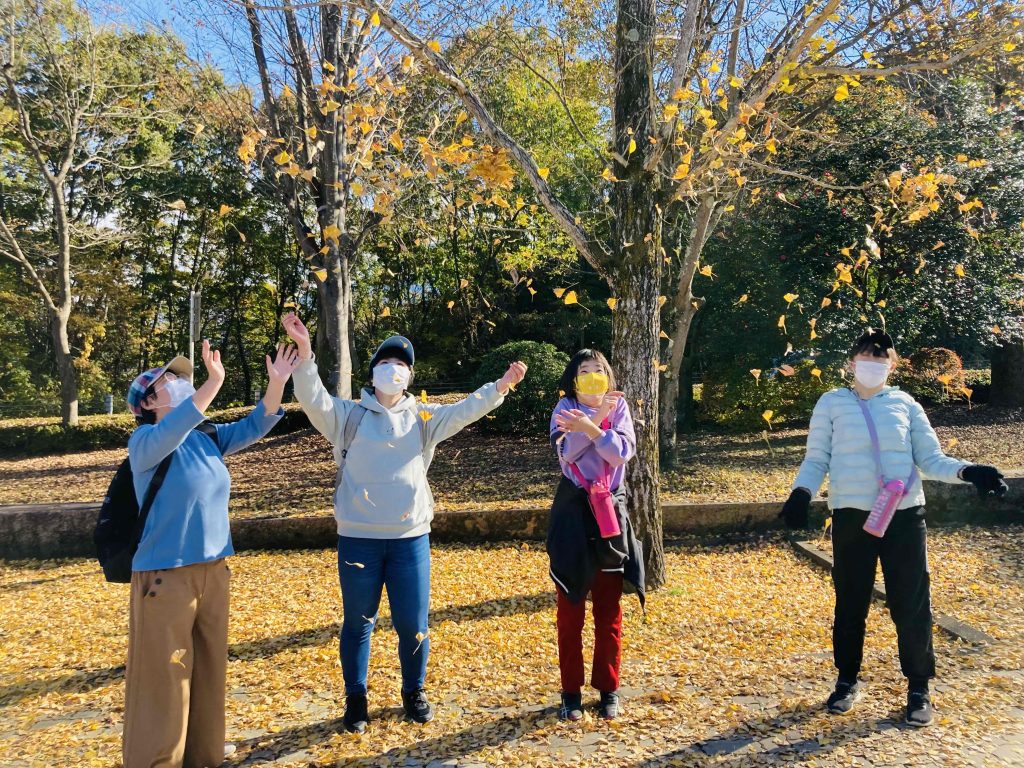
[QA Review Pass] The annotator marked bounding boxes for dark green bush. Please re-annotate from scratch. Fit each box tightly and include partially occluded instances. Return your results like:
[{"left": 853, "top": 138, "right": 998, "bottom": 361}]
[
  {"left": 0, "top": 403, "right": 312, "bottom": 457},
  {"left": 699, "top": 359, "right": 835, "bottom": 431},
  {"left": 472, "top": 340, "right": 570, "bottom": 436}
]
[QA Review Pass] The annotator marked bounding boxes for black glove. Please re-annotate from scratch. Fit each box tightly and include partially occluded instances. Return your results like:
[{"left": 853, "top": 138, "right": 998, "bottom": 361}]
[
  {"left": 779, "top": 487, "right": 812, "bottom": 529},
  {"left": 960, "top": 464, "right": 1009, "bottom": 498}
]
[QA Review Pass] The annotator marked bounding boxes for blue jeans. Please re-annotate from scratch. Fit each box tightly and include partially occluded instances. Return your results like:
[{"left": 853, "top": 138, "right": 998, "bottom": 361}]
[{"left": 337, "top": 534, "right": 431, "bottom": 695}]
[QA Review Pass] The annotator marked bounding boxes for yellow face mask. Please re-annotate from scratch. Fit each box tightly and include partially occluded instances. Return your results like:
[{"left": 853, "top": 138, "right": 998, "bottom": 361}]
[{"left": 575, "top": 371, "right": 609, "bottom": 397}]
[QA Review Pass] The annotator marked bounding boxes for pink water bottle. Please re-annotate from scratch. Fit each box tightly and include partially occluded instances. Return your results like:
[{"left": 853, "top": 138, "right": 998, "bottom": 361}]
[{"left": 862, "top": 479, "right": 905, "bottom": 537}]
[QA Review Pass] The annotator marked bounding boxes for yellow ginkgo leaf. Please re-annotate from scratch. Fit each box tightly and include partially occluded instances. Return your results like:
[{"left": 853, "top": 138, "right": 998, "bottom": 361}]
[
  {"left": 811, "top": 368, "right": 822, "bottom": 380},
  {"left": 419, "top": 410, "right": 433, "bottom": 422},
  {"left": 947, "top": 437, "right": 960, "bottom": 450},
  {"left": 218, "top": 204, "right": 232, "bottom": 216},
  {"left": 305, "top": 126, "right": 318, "bottom": 140},
  {"left": 735, "top": 294, "right": 748, "bottom": 305},
  {"left": 762, "top": 410, "right": 774, "bottom": 429},
  {"left": 459, "top": 278, "right": 469, "bottom": 289},
  {"left": 992, "top": 324, "right": 1002, "bottom": 334},
  {"left": 834, "top": 84, "right": 850, "bottom": 101},
  {"left": 699, "top": 265, "right": 714, "bottom": 278},
  {"left": 778, "top": 314, "right": 788, "bottom": 334},
  {"left": 954, "top": 264, "right": 966, "bottom": 278},
  {"left": 537, "top": 167, "right": 550, "bottom": 181},
  {"left": 420, "top": 390, "right": 427, "bottom": 403},
  {"left": 427, "top": 40, "right": 441, "bottom": 53},
  {"left": 653, "top": 357, "right": 668, "bottom": 372},
  {"left": 607, "top": 297, "right": 618, "bottom": 310},
  {"left": 765, "top": 138, "right": 778, "bottom": 154},
  {"left": 783, "top": 292, "right": 799, "bottom": 304},
  {"left": 312, "top": 268, "right": 327, "bottom": 281},
  {"left": 937, "top": 373, "right": 953, "bottom": 386},
  {"left": 563, "top": 290, "right": 579, "bottom": 305},
  {"left": 553, "top": 287, "right": 567, "bottom": 298},
  {"left": 369, "top": 10, "right": 380, "bottom": 25},
  {"left": 345, "top": 560, "right": 366, "bottom": 568},
  {"left": 821, "top": 297, "right": 832, "bottom": 308},
  {"left": 170, "top": 649, "right": 187, "bottom": 668},
  {"left": 323, "top": 224, "right": 341, "bottom": 242},
  {"left": 446, "top": 300, "right": 455, "bottom": 310},
  {"left": 627, "top": 138, "right": 637, "bottom": 155},
  {"left": 273, "top": 150, "right": 292, "bottom": 165},
  {"left": 659, "top": 330, "right": 669, "bottom": 339},
  {"left": 658, "top": 295, "right": 667, "bottom": 308},
  {"left": 380, "top": 307, "right": 391, "bottom": 317},
  {"left": 750, "top": 368, "right": 762, "bottom": 381},
  {"left": 527, "top": 287, "right": 537, "bottom": 297}
]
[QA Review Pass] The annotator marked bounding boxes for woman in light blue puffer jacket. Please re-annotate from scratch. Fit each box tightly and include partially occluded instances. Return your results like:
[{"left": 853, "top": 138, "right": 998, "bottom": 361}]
[{"left": 779, "top": 329, "right": 1007, "bottom": 728}]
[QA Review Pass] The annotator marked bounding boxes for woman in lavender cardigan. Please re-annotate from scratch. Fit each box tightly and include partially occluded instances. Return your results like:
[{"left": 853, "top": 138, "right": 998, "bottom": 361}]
[{"left": 546, "top": 349, "right": 644, "bottom": 723}]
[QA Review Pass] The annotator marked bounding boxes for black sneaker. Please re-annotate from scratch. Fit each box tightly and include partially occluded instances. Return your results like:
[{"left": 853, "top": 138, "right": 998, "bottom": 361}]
[
  {"left": 906, "top": 689, "right": 933, "bottom": 727},
  {"left": 826, "top": 679, "right": 862, "bottom": 715},
  {"left": 402, "top": 688, "right": 434, "bottom": 724},
  {"left": 558, "top": 692, "right": 583, "bottom": 722},
  {"left": 343, "top": 693, "right": 368, "bottom": 733},
  {"left": 598, "top": 691, "right": 620, "bottom": 720}
]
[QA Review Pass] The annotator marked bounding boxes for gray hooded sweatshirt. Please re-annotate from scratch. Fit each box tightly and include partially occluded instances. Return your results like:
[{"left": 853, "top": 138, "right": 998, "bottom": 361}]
[{"left": 291, "top": 359, "right": 506, "bottom": 538}]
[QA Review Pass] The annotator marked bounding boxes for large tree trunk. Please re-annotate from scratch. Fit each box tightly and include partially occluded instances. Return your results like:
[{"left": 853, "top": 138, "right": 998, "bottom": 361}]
[
  {"left": 318, "top": 248, "right": 355, "bottom": 398},
  {"left": 611, "top": 0, "right": 664, "bottom": 589},
  {"left": 991, "top": 340, "right": 1024, "bottom": 407},
  {"left": 51, "top": 308, "right": 78, "bottom": 426}
]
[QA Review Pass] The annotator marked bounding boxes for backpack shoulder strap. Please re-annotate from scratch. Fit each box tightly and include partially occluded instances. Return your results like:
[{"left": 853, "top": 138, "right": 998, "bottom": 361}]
[
  {"left": 135, "top": 451, "right": 175, "bottom": 540},
  {"left": 335, "top": 404, "right": 367, "bottom": 492},
  {"left": 194, "top": 420, "right": 221, "bottom": 452}
]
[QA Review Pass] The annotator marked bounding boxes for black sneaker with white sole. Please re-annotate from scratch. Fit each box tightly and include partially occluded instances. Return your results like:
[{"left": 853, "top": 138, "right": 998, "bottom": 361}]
[
  {"left": 906, "top": 689, "right": 933, "bottom": 727},
  {"left": 343, "top": 693, "right": 368, "bottom": 733},
  {"left": 402, "top": 688, "right": 435, "bottom": 724},
  {"left": 559, "top": 692, "right": 583, "bottom": 722},
  {"left": 826, "top": 679, "right": 862, "bottom": 715},
  {"left": 598, "top": 691, "right": 620, "bottom": 720}
]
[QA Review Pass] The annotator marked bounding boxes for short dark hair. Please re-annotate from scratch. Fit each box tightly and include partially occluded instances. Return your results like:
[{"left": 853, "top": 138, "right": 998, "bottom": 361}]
[
  {"left": 136, "top": 382, "right": 159, "bottom": 425},
  {"left": 850, "top": 328, "right": 898, "bottom": 361},
  {"left": 558, "top": 349, "right": 617, "bottom": 401}
]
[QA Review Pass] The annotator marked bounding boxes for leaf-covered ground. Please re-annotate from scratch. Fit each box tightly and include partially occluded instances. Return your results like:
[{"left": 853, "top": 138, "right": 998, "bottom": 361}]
[
  {"left": 2, "top": 530, "right": 1022, "bottom": 767},
  {"left": 0, "top": 403, "right": 1020, "bottom": 519}
]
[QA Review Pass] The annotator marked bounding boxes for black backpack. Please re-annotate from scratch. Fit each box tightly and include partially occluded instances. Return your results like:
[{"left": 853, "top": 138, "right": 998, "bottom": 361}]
[{"left": 94, "top": 421, "right": 220, "bottom": 583}]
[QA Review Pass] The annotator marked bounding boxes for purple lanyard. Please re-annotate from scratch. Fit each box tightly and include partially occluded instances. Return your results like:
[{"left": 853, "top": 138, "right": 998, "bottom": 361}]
[{"left": 854, "top": 395, "right": 919, "bottom": 490}]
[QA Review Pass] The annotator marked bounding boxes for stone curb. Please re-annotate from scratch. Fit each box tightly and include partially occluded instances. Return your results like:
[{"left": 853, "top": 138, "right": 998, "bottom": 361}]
[
  {"left": 0, "top": 473, "right": 1020, "bottom": 560},
  {"left": 791, "top": 539, "right": 996, "bottom": 645}
]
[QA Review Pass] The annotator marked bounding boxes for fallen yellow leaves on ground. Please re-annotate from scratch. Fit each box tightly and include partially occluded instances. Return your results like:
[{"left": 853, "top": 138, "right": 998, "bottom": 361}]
[{"left": 1, "top": 532, "right": 1022, "bottom": 766}]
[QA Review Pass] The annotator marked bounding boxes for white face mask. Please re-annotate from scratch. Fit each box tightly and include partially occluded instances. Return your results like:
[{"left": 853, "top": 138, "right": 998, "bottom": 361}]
[
  {"left": 372, "top": 363, "right": 410, "bottom": 395},
  {"left": 853, "top": 360, "right": 890, "bottom": 389},
  {"left": 161, "top": 377, "right": 196, "bottom": 408}
]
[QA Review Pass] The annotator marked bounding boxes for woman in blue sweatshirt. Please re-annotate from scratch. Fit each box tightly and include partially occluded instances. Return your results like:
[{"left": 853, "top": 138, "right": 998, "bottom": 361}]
[
  {"left": 780, "top": 329, "right": 1007, "bottom": 728},
  {"left": 121, "top": 340, "right": 296, "bottom": 768},
  {"left": 282, "top": 312, "right": 527, "bottom": 733}
]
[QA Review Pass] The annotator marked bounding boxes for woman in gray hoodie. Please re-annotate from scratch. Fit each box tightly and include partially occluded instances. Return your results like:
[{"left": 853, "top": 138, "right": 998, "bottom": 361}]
[{"left": 282, "top": 312, "right": 526, "bottom": 732}]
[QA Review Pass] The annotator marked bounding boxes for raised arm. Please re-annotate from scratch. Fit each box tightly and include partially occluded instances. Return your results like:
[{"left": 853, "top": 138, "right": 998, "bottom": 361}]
[
  {"left": 283, "top": 314, "right": 345, "bottom": 444},
  {"left": 420, "top": 361, "right": 527, "bottom": 446}
]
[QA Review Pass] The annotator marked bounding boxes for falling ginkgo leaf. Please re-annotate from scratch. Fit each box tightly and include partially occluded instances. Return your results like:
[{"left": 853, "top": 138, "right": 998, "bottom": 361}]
[
  {"left": 778, "top": 364, "right": 796, "bottom": 376},
  {"left": 735, "top": 294, "right": 748, "bottom": 305},
  {"left": 947, "top": 437, "right": 960, "bottom": 451},
  {"left": 323, "top": 224, "right": 341, "bottom": 242},
  {"left": 658, "top": 295, "right": 668, "bottom": 308},
  {"left": 834, "top": 83, "right": 850, "bottom": 101},
  {"left": 750, "top": 368, "right": 762, "bottom": 383},
  {"left": 537, "top": 167, "right": 550, "bottom": 181},
  {"left": 419, "top": 410, "right": 433, "bottom": 422},
  {"left": 699, "top": 265, "right": 715, "bottom": 279},
  {"left": 447, "top": 300, "right": 455, "bottom": 310},
  {"left": 778, "top": 315, "right": 787, "bottom": 334},
  {"left": 992, "top": 324, "right": 1002, "bottom": 335},
  {"left": 783, "top": 293, "right": 799, "bottom": 304},
  {"left": 218, "top": 204, "right": 232, "bottom": 216},
  {"left": 427, "top": 40, "right": 441, "bottom": 53},
  {"left": 362, "top": 489, "right": 376, "bottom": 507},
  {"left": 954, "top": 264, "right": 966, "bottom": 278},
  {"left": 811, "top": 368, "right": 822, "bottom": 381},
  {"left": 821, "top": 297, "right": 832, "bottom": 309},
  {"left": 607, "top": 297, "right": 618, "bottom": 310},
  {"left": 553, "top": 287, "right": 567, "bottom": 298},
  {"left": 273, "top": 150, "right": 292, "bottom": 165},
  {"left": 380, "top": 307, "right": 391, "bottom": 317},
  {"left": 654, "top": 357, "right": 668, "bottom": 372},
  {"left": 563, "top": 290, "right": 579, "bottom": 305},
  {"left": 345, "top": 561, "right": 366, "bottom": 569},
  {"left": 312, "top": 268, "right": 328, "bottom": 281},
  {"left": 170, "top": 649, "right": 187, "bottom": 668},
  {"left": 762, "top": 410, "right": 774, "bottom": 429}
]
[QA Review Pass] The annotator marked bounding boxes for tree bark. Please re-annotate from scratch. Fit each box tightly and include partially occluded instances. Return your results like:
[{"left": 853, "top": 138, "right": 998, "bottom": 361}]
[
  {"left": 610, "top": 0, "right": 665, "bottom": 589},
  {"left": 659, "top": 196, "right": 719, "bottom": 462},
  {"left": 990, "top": 340, "right": 1024, "bottom": 407},
  {"left": 50, "top": 307, "right": 78, "bottom": 426}
]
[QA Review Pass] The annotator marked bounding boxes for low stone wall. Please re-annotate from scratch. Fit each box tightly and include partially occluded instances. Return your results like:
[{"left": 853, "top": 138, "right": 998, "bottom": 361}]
[{"left": 1, "top": 473, "right": 1020, "bottom": 560}]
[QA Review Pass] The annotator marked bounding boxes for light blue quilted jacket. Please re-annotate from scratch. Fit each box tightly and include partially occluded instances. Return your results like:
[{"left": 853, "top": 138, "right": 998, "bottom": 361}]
[{"left": 793, "top": 386, "right": 968, "bottom": 511}]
